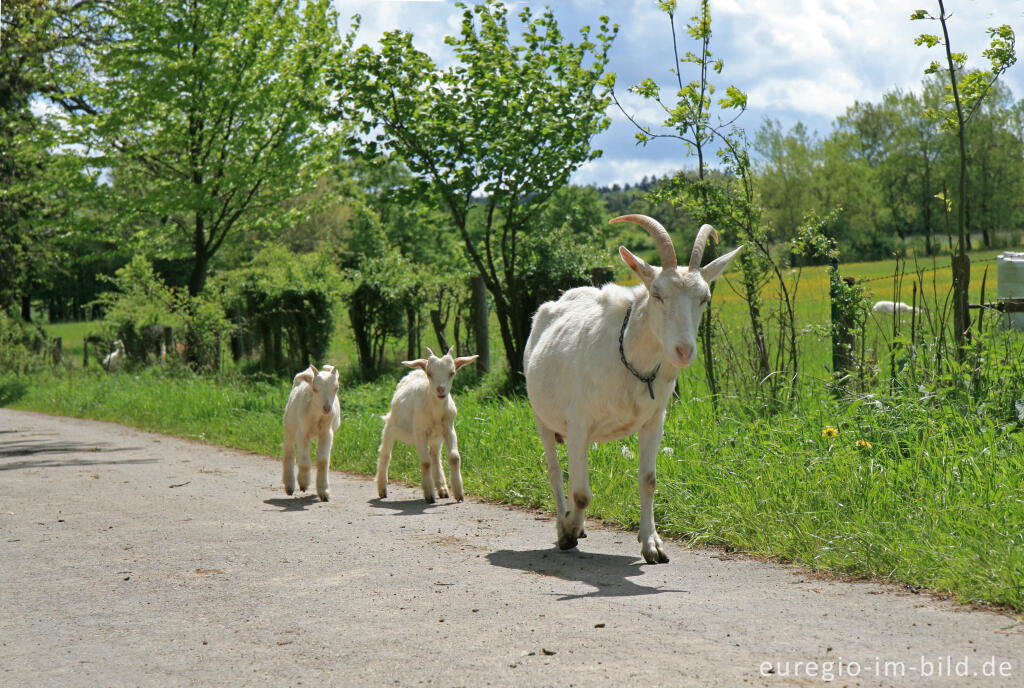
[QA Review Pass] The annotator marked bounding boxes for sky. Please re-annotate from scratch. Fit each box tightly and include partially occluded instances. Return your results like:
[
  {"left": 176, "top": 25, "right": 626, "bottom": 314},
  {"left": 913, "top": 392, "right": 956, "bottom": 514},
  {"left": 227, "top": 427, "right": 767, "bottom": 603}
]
[{"left": 334, "top": 0, "right": 1024, "bottom": 187}]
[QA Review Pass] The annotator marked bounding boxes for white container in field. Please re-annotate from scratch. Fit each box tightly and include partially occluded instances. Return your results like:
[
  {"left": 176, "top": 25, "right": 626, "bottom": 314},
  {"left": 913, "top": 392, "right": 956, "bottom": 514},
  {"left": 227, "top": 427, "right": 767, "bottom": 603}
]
[{"left": 996, "top": 252, "right": 1024, "bottom": 330}]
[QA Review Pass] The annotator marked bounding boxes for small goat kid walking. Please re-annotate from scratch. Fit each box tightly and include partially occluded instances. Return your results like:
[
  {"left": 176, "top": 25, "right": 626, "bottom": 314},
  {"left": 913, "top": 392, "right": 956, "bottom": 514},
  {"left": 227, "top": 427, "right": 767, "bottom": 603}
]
[
  {"left": 376, "top": 347, "right": 478, "bottom": 503},
  {"left": 282, "top": 364, "right": 341, "bottom": 501}
]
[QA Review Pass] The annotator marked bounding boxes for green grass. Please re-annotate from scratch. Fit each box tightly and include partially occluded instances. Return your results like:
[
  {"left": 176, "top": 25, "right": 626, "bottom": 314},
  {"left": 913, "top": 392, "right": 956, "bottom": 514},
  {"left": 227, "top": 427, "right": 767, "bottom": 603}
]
[{"left": 4, "top": 362, "right": 1022, "bottom": 610}]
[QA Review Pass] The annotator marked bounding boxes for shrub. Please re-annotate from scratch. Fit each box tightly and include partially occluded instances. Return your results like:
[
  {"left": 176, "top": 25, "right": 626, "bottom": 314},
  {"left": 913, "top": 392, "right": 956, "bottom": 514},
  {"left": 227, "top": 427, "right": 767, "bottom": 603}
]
[
  {"left": 96, "top": 255, "right": 232, "bottom": 371},
  {"left": 220, "top": 245, "right": 340, "bottom": 373}
]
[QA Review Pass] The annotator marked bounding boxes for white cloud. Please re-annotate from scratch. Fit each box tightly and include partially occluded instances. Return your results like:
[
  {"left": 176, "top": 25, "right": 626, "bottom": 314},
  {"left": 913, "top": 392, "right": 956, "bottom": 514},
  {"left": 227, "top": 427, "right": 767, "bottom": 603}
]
[{"left": 574, "top": 156, "right": 682, "bottom": 188}]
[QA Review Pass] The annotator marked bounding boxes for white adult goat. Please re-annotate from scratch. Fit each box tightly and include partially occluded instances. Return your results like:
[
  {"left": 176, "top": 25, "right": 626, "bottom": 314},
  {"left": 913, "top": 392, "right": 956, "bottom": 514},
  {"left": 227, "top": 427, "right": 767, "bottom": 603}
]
[
  {"left": 872, "top": 300, "right": 921, "bottom": 315},
  {"left": 376, "top": 347, "right": 478, "bottom": 503},
  {"left": 282, "top": 364, "right": 341, "bottom": 502},
  {"left": 524, "top": 215, "right": 742, "bottom": 564}
]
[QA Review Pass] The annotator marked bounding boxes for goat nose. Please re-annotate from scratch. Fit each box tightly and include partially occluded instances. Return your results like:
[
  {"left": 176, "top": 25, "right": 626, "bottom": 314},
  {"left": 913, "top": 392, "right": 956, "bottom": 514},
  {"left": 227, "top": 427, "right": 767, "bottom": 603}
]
[
  {"left": 436, "top": 386, "right": 445, "bottom": 396},
  {"left": 674, "top": 343, "right": 694, "bottom": 364},
  {"left": 323, "top": 404, "right": 331, "bottom": 414}
]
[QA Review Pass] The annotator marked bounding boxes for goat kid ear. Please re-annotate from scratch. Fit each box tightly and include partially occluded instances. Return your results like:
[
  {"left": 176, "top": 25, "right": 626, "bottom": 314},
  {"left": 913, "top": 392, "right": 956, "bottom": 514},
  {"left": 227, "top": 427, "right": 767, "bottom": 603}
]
[
  {"left": 425, "top": 347, "right": 436, "bottom": 359},
  {"left": 402, "top": 359, "right": 428, "bottom": 371},
  {"left": 454, "top": 354, "right": 479, "bottom": 371},
  {"left": 619, "top": 246, "right": 656, "bottom": 286},
  {"left": 700, "top": 244, "right": 744, "bottom": 283},
  {"left": 293, "top": 368, "right": 315, "bottom": 387}
]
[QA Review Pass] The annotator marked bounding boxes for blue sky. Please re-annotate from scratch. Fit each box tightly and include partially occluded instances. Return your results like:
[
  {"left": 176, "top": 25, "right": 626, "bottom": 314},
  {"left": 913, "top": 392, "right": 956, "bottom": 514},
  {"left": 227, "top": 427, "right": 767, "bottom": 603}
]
[{"left": 335, "top": 0, "right": 1023, "bottom": 187}]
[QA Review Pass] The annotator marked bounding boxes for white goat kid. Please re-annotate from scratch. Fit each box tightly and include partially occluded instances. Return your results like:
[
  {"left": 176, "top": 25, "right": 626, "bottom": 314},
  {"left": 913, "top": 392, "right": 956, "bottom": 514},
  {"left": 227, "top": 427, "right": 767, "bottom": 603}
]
[
  {"left": 524, "top": 215, "right": 742, "bottom": 564},
  {"left": 282, "top": 364, "right": 341, "bottom": 501},
  {"left": 376, "top": 347, "right": 478, "bottom": 503}
]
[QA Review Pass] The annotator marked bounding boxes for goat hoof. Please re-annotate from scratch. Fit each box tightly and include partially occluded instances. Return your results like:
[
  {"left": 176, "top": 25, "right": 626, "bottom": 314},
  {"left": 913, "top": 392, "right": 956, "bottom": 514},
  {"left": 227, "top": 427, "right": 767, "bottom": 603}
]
[
  {"left": 285, "top": 486, "right": 295, "bottom": 496},
  {"left": 318, "top": 492, "right": 330, "bottom": 502},
  {"left": 438, "top": 487, "right": 449, "bottom": 498},
  {"left": 424, "top": 496, "right": 436, "bottom": 504},
  {"left": 558, "top": 536, "right": 578, "bottom": 550},
  {"left": 579, "top": 530, "right": 587, "bottom": 538},
  {"left": 641, "top": 543, "right": 670, "bottom": 565}
]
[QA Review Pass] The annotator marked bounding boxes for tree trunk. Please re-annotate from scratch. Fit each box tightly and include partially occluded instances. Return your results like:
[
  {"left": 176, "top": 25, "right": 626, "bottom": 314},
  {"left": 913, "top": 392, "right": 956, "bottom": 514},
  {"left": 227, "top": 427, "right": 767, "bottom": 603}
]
[
  {"left": 406, "top": 305, "right": 418, "bottom": 360},
  {"left": 348, "top": 305, "right": 373, "bottom": 372},
  {"left": 188, "top": 247, "right": 209, "bottom": 297},
  {"left": 430, "top": 309, "right": 450, "bottom": 352},
  {"left": 470, "top": 275, "right": 490, "bottom": 375}
]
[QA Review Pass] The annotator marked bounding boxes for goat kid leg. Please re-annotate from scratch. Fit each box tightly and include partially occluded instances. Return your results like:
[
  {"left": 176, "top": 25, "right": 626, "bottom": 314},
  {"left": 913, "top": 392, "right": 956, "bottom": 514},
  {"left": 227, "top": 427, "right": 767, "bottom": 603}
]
[
  {"left": 297, "top": 437, "right": 312, "bottom": 493},
  {"left": 282, "top": 428, "right": 297, "bottom": 496},
  {"left": 637, "top": 416, "right": 669, "bottom": 564},
  {"left": 444, "top": 427, "right": 464, "bottom": 502},
  {"left": 429, "top": 439, "right": 449, "bottom": 499},
  {"left": 375, "top": 423, "right": 396, "bottom": 498},
  {"left": 315, "top": 430, "right": 333, "bottom": 502},
  {"left": 560, "top": 425, "right": 591, "bottom": 550},
  {"left": 416, "top": 440, "right": 437, "bottom": 503}
]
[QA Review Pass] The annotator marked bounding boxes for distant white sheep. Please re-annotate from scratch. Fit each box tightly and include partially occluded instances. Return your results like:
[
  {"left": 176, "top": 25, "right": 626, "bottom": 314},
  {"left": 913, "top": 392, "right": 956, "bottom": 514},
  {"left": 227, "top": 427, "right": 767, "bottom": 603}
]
[
  {"left": 524, "top": 214, "right": 742, "bottom": 564},
  {"left": 376, "top": 347, "right": 478, "bottom": 503},
  {"left": 102, "top": 340, "right": 125, "bottom": 371},
  {"left": 872, "top": 300, "right": 921, "bottom": 315},
  {"left": 282, "top": 364, "right": 340, "bottom": 501}
]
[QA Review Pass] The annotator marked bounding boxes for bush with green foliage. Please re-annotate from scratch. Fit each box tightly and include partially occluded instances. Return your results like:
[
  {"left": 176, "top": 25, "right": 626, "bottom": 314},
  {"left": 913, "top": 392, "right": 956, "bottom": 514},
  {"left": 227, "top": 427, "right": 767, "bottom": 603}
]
[
  {"left": 97, "top": 255, "right": 232, "bottom": 371},
  {"left": 220, "top": 246, "right": 339, "bottom": 373},
  {"left": 341, "top": 248, "right": 424, "bottom": 374},
  {"left": 0, "top": 312, "right": 49, "bottom": 374}
]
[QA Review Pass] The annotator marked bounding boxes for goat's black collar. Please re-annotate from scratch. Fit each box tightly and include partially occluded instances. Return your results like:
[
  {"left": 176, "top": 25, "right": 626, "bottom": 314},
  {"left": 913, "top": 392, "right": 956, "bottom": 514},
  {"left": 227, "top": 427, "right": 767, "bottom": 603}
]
[{"left": 619, "top": 300, "right": 661, "bottom": 400}]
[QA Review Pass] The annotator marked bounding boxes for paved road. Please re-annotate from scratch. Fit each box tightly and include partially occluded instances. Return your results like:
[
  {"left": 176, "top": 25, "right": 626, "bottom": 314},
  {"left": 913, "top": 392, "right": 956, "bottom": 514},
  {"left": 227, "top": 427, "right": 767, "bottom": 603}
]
[{"left": 1, "top": 408, "right": 1021, "bottom": 687}]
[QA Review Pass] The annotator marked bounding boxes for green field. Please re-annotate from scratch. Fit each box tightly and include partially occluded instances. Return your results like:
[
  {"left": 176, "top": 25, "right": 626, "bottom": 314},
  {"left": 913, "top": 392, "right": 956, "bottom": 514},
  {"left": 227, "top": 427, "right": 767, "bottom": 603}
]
[{"left": 5, "top": 248, "right": 1024, "bottom": 611}]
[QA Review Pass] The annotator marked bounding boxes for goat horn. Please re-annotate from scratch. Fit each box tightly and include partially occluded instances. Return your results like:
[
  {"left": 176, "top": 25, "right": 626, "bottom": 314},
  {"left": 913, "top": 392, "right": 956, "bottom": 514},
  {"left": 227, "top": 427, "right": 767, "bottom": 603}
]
[
  {"left": 609, "top": 214, "right": 677, "bottom": 270},
  {"left": 689, "top": 224, "right": 719, "bottom": 271}
]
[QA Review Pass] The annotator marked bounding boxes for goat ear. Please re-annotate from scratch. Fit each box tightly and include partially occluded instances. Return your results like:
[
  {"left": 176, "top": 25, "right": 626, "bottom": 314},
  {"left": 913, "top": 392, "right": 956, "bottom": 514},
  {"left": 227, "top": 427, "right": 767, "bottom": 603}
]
[
  {"left": 700, "top": 244, "right": 743, "bottom": 283},
  {"left": 402, "top": 359, "right": 428, "bottom": 370},
  {"left": 454, "top": 354, "right": 479, "bottom": 371},
  {"left": 327, "top": 365, "right": 338, "bottom": 380},
  {"left": 293, "top": 368, "right": 315, "bottom": 387},
  {"left": 309, "top": 364, "right": 318, "bottom": 374},
  {"left": 619, "top": 246, "right": 656, "bottom": 286},
  {"left": 425, "top": 347, "right": 436, "bottom": 359},
  {"left": 446, "top": 345, "right": 455, "bottom": 358}
]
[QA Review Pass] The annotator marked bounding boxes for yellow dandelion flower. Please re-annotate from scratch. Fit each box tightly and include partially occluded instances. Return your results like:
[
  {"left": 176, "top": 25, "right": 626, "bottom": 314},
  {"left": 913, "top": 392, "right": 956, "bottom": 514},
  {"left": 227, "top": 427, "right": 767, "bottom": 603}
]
[
  {"left": 822, "top": 426, "right": 838, "bottom": 438},
  {"left": 855, "top": 440, "right": 872, "bottom": 449}
]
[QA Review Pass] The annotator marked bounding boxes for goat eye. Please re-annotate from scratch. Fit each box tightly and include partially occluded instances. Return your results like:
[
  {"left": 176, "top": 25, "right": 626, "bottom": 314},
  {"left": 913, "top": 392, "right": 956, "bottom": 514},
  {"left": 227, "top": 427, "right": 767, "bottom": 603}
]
[{"left": 652, "top": 292, "right": 663, "bottom": 303}]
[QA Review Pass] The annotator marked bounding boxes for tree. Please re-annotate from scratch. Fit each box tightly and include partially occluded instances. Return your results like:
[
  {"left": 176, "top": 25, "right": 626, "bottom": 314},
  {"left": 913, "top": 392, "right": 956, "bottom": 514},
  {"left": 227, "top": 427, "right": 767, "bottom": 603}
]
[
  {"left": 75, "top": 0, "right": 342, "bottom": 296},
  {"left": 333, "top": 0, "right": 617, "bottom": 377},
  {"left": 912, "top": 2, "right": 1016, "bottom": 355},
  {"left": 606, "top": 0, "right": 747, "bottom": 397},
  {"left": 1, "top": 0, "right": 106, "bottom": 317}
]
